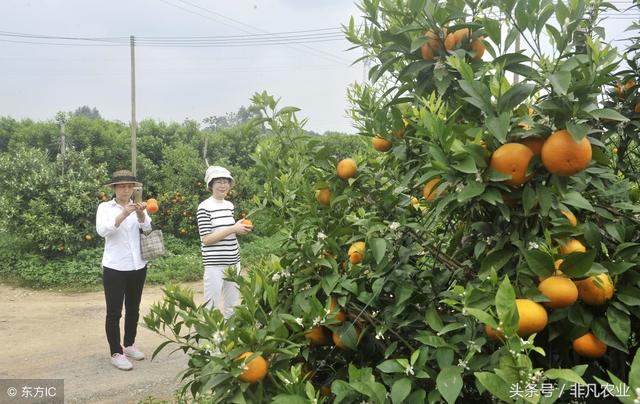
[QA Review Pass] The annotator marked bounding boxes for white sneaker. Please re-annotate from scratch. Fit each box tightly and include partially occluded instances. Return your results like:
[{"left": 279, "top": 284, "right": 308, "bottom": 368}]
[
  {"left": 111, "top": 353, "right": 133, "bottom": 370},
  {"left": 123, "top": 344, "right": 145, "bottom": 361}
]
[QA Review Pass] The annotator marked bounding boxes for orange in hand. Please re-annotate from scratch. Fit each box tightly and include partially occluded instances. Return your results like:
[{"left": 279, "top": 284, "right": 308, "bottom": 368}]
[
  {"left": 146, "top": 198, "right": 159, "bottom": 214},
  {"left": 241, "top": 218, "right": 253, "bottom": 227}
]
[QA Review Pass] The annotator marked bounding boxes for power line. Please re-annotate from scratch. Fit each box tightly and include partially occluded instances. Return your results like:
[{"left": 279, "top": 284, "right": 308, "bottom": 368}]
[{"left": 155, "top": 0, "right": 353, "bottom": 65}]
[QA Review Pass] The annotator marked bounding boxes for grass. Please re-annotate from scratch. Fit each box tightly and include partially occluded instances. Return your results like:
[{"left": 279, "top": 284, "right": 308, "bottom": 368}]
[{"left": 0, "top": 232, "right": 283, "bottom": 291}]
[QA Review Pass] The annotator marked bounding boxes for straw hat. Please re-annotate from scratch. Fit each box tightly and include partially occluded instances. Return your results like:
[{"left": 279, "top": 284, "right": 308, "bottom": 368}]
[{"left": 105, "top": 170, "right": 143, "bottom": 187}]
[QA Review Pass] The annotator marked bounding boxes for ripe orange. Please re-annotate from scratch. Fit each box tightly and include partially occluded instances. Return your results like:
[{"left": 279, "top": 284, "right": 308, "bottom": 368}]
[
  {"left": 538, "top": 276, "right": 578, "bottom": 308},
  {"left": 329, "top": 297, "right": 347, "bottom": 322},
  {"left": 420, "top": 30, "right": 443, "bottom": 61},
  {"left": 423, "top": 178, "right": 444, "bottom": 201},
  {"left": 561, "top": 210, "right": 577, "bottom": 227},
  {"left": 316, "top": 188, "right": 331, "bottom": 206},
  {"left": 572, "top": 332, "right": 607, "bottom": 358},
  {"left": 471, "top": 36, "right": 485, "bottom": 60},
  {"left": 336, "top": 158, "right": 357, "bottom": 179},
  {"left": 519, "top": 137, "right": 545, "bottom": 156},
  {"left": 146, "top": 198, "right": 159, "bottom": 214},
  {"left": 635, "top": 103, "right": 640, "bottom": 113},
  {"left": 516, "top": 298, "right": 548, "bottom": 337},
  {"left": 484, "top": 324, "right": 504, "bottom": 341},
  {"left": 235, "top": 352, "right": 269, "bottom": 383},
  {"left": 85, "top": 234, "right": 93, "bottom": 241},
  {"left": 332, "top": 326, "right": 361, "bottom": 350},
  {"left": 577, "top": 273, "right": 614, "bottom": 305},
  {"left": 241, "top": 218, "right": 253, "bottom": 226},
  {"left": 304, "top": 326, "right": 328, "bottom": 345},
  {"left": 348, "top": 241, "right": 366, "bottom": 265},
  {"left": 489, "top": 143, "right": 534, "bottom": 186},
  {"left": 560, "top": 238, "right": 586, "bottom": 255},
  {"left": 372, "top": 135, "right": 392, "bottom": 152},
  {"left": 541, "top": 129, "right": 592, "bottom": 176},
  {"left": 444, "top": 28, "right": 469, "bottom": 50}
]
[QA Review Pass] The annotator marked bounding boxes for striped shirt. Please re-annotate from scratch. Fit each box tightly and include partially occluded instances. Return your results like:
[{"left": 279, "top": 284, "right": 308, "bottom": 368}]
[{"left": 196, "top": 197, "right": 240, "bottom": 266}]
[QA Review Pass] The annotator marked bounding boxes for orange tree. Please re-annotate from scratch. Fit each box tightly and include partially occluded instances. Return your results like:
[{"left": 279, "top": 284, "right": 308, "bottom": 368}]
[{"left": 145, "top": 0, "right": 640, "bottom": 402}]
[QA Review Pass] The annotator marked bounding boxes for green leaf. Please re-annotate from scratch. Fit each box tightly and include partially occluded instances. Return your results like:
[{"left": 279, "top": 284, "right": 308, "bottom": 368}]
[
  {"left": 607, "top": 306, "right": 631, "bottom": 347},
  {"left": 563, "top": 191, "right": 594, "bottom": 212},
  {"left": 559, "top": 250, "right": 595, "bottom": 277},
  {"left": 548, "top": 71, "right": 571, "bottom": 95},
  {"left": 452, "top": 155, "right": 478, "bottom": 174},
  {"left": 590, "top": 108, "right": 629, "bottom": 122},
  {"left": 377, "top": 359, "right": 406, "bottom": 374},
  {"left": 522, "top": 249, "right": 555, "bottom": 278},
  {"left": 537, "top": 185, "right": 553, "bottom": 215},
  {"left": 630, "top": 349, "right": 640, "bottom": 391},
  {"left": 592, "top": 317, "right": 628, "bottom": 353},
  {"left": 272, "top": 395, "right": 309, "bottom": 404},
  {"left": 566, "top": 122, "right": 590, "bottom": 141},
  {"left": 522, "top": 185, "right": 537, "bottom": 215},
  {"left": 465, "top": 307, "right": 497, "bottom": 327},
  {"left": 481, "top": 248, "right": 513, "bottom": 274},
  {"left": 391, "top": 378, "right": 412, "bottom": 404},
  {"left": 486, "top": 112, "right": 511, "bottom": 143},
  {"left": 583, "top": 221, "right": 602, "bottom": 247},
  {"left": 544, "top": 369, "right": 586, "bottom": 385},
  {"left": 475, "top": 372, "right": 513, "bottom": 402},
  {"left": 496, "top": 276, "right": 517, "bottom": 334},
  {"left": 497, "top": 83, "right": 535, "bottom": 113},
  {"left": 457, "top": 181, "right": 485, "bottom": 202},
  {"left": 436, "top": 366, "right": 463, "bottom": 404},
  {"left": 370, "top": 238, "right": 387, "bottom": 265},
  {"left": 459, "top": 80, "right": 493, "bottom": 113}
]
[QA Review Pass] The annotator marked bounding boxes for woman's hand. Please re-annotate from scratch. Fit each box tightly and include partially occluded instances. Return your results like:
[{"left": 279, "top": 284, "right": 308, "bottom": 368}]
[
  {"left": 134, "top": 202, "right": 147, "bottom": 221},
  {"left": 234, "top": 219, "right": 253, "bottom": 235}
]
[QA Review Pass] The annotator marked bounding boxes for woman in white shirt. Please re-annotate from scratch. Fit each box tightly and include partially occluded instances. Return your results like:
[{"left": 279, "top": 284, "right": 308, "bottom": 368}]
[
  {"left": 96, "top": 170, "right": 151, "bottom": 371},
  {"left": 197, "top": 166, "right": 252, "bottom": 318}
]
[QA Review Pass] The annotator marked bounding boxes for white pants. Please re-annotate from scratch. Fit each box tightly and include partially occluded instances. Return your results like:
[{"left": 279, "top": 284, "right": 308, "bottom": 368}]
[{"left": 203, "top": 263, "right": 241, "bottom": 318}]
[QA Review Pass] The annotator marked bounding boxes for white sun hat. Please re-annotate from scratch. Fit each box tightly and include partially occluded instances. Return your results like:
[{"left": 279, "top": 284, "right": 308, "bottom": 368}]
[{"left": 204, "top": 166, "right": 234, "bottom": 188}]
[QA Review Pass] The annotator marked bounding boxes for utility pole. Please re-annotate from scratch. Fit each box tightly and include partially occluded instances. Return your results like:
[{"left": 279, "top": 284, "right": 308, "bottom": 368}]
[{"left": 130, "top": 35, "right": 137, "bottom": 176}]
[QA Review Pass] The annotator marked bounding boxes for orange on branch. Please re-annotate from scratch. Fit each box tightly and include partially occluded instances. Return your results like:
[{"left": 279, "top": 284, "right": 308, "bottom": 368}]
[
  {"left": 348, "top": 241, "right": 365, "bottom": 265},
  {"left": 372, "top": 135, "right": 392, "bottom": 152},
  {"left": 489, "top": 143, "right": 534, "bottom": 186},
  {"left": 420, "top": 30, "right": 443, "bottom": 61},
  {"left": 515, "top": 299, "right": 548, "bottom": 337},
  {"left": 241, "top": 218, "right": 253, "bottom": 226},
  {"left": 316, "top": 188, "right": 331, "bottom": 206},
  {"left": 560, "top": 238, "right": 586, "bottom": 255},
  {"left": 235, "top": 352, "right": 269, "bottom": 383},
  {"left": 332, "top": 326, "right": 360, "bottom": 350},
  {"left": 541, "top": 130, "right": 592, "bottom": 176},
  {"left": 329, "top": 297, "right": 347, "bottom": 322},
  {"left": 423, "top": 178, "right": 445, "bottom": 201},
  {"left": 519, "top": 137, "right": 545, "bottom": 156},
  {"left": 471, "top": 36, "right": 485, "bottom": 60},
  {"left": 304, "top": 326, "right": 328, "bottom": 345},
  {"left": 561, "top": 210, "right": 578, "bottom": 227},
  {"left": 577, "top": 273, "right": 614, "bottom": 306},
  {"left": 572, "top": 332, "right": 607, "bottom": 358},
  {"left": 336, "top": 158, "right": 357, "bottom": 179},
  {"left": 538, "top": 276, "right": 578, "bottom": 308},
  {"left": 484, "top": 324, "right": 504, "bottom": 341}
]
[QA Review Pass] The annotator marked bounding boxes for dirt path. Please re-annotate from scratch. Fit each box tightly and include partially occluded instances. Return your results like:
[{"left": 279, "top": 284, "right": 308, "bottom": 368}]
[{"left": 0, "top": 281, "right": 204, "bottom": 403}]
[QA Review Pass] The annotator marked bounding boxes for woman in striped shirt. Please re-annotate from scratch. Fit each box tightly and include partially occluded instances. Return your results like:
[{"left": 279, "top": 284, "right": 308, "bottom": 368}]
[{"left": 197, "top": 166, "right": 252, "bottom": 318}]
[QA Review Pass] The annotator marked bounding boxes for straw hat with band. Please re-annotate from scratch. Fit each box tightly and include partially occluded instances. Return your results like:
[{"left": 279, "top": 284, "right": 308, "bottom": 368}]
[
  {"left": 106, "top": 170, "right": 143, "bottom": 187},
  {"left": 204, "top": 166, "right": 234, "bottom": 189}
]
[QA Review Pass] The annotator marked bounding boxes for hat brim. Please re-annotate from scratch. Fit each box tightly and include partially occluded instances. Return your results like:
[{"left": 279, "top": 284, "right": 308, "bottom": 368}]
[{"left": 106, "top": 180, "right": 143, "bottom": 187}]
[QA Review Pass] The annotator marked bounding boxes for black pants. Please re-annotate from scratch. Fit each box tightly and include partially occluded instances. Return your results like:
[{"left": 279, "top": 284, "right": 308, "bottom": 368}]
[{"left": 102, "top": 266, "right": 147, "bottom": 355}]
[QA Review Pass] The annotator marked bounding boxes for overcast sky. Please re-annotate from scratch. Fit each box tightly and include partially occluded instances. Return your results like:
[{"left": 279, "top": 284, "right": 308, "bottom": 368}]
[
  {"left": 0, "top": 0, "right": 365, "bottom": 133},
  {"left": 1, "top": 1, "right": 637, "bottom": 134}
]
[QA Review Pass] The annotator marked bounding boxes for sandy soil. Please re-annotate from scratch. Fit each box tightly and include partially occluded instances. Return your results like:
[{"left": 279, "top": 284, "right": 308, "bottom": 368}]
[{"left": 0, "top": 281, "right": 205, "bottom": 403}]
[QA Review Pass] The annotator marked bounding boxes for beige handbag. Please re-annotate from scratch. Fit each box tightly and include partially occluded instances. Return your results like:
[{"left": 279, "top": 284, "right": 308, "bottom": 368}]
[{"left": 140, "top": 228, "right": 165, "bottom": 260}]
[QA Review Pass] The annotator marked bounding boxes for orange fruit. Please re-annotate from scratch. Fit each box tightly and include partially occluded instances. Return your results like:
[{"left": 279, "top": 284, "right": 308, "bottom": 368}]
[
  {"left": 423, "top": 178, "right": 445, "bottom": 201},
  {"left": 329, "top": 297, "right": 347, "bottom": 322},
  {"left": 332, "top": 326, "right": 361, "bottom": 350},
  {"left": 235, "top": 352, "right": 269, "bottom": 383},
  {"left": 420, "top": 30, "right": 443, "bottom": 61},
  {"left": 538, "top": 276, "right": 578, "bottom": 308},
  {"left": 577, "top": 273, "right": 614, "bottom": 305},
  {"left": 348, "top": 241, "right": 365, "bottom": 265},
  {"left": 316, "top": 188, "right": 331, "bottom": 206},
  {"left": 372, "top": 136, "right": 392, "bottom": 152},
  {"left": 614, "top": 84, "right": 625, "bottom": 98},
  {"left": 572, "top": 332, "right": 607, "bottom": 358},
  {"left": 515, "top": 298, "right": 548, "bottom": 337},
  {"left": 635, "top": 103, "right": 640, "bottom": 113},
  {"left": 336, "top": 158, "right": 357, "bottom": 179},
  {"left": 304, "top": 326, "right": 328, "bottom": 345},
  {"left": 471, "top": 36, "right": 485, "bottom": 60},
  {"left": 541, "top": 129, "right": 592, "bottom": 176},
  {"left": 489, "top": 143, "right": 534, "bottom": 186},
  {"left": 241, "top": 218, "right": 253, "bottom": 226},
  {"left": 320, "top": 385, "right": 332, "bottom": 397},
  {"left": 84, "top": 234, "right": 93, "bottom": 241},
  {"left": 560, "top": 238, "right": 586, "bottom": 255},
  {"left": 444, "top": 28, "right": 470, "bottom": 50},
  {"left": 613, "top": 147, "right": 618, "bottom": 154},
  {"left": 625, "top": 79, "right": 635, "bottom": 92},
  {"left": 561, "top": 210, "right": 577, "bottom": 226},
  {"left": 484, "top": 324, "right": 504, "bottom": 341},
  {"left": 146, "top": 198, "right": 159, "bottom": 214},
  {"left": 519, "top": 137, "right": 545, "bottom": 156}
]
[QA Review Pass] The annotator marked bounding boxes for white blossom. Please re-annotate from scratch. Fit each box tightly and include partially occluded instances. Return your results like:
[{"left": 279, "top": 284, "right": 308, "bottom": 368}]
[
  {"left": 317, "top": 232, "right": 327, "bottom": 240},
  {"left": 313, "top": 316, "right": 322, "bottom": 326},
  {"left": 528, "top": 241, "right": 540, "bottom": 250},
  {"left": 375, "top": 330, "right": 384, "bottom": 340},
  {"left": 405, "top": 365, "right": 415, "bottom": 376},
  {"left": 389, "top": 221, "right": 400, "bottom": 231},
  {"left": 295, "top": 317, "right": 304, "bottom": 326},
  {"left": 457, "top": 359, "right": 469, "bottom": 370}
]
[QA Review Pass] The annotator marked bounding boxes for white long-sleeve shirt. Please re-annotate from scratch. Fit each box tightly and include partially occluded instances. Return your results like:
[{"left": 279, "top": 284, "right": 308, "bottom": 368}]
[{"left": 96, "top": 199, "right": 152, "bottom": 271}]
